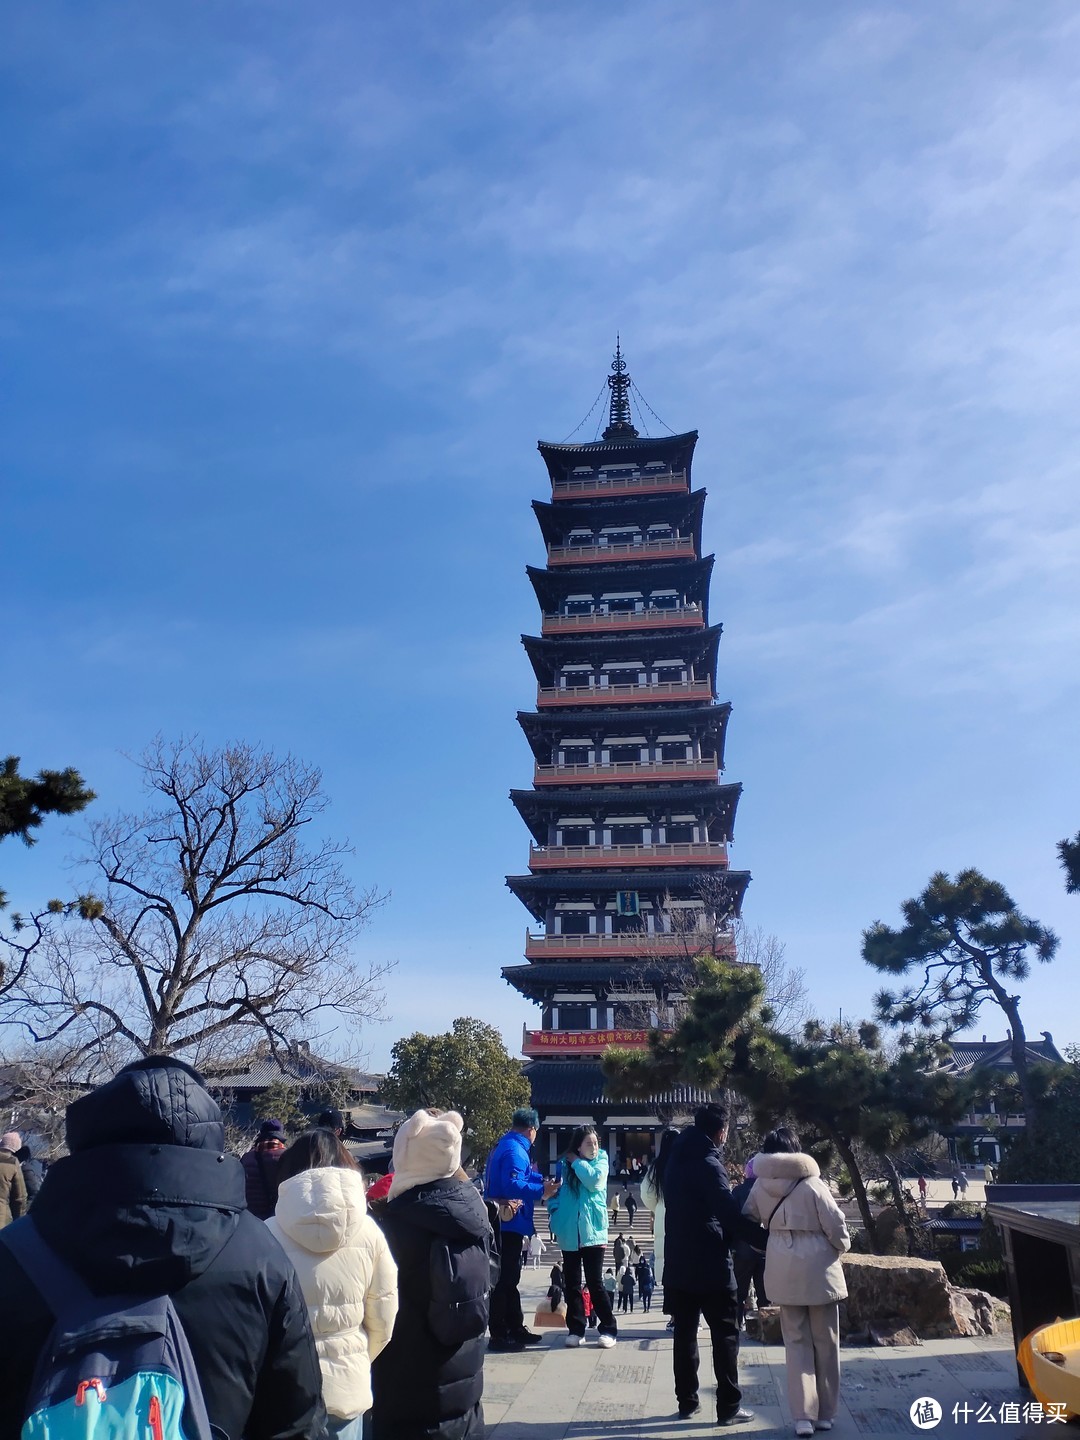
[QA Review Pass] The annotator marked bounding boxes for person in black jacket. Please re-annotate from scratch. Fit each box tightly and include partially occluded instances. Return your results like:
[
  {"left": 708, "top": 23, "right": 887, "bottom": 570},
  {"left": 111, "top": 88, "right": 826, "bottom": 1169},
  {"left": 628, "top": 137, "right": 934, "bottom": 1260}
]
[
  {"left": 242, "top": 1118, "right": 287, "bottom": 1219},
  {"left": 0, "top": 1056, "right": 326, "bottom": 1440},
  {"left": 731, "top": 1157, "right": 769, "bottom": 1325},
  {"left": 663, "top": 1103, "right": 768, "bottom": 1425},
  {"left": 371, "top": 1108, "right": 491, "bottom": 1440}
]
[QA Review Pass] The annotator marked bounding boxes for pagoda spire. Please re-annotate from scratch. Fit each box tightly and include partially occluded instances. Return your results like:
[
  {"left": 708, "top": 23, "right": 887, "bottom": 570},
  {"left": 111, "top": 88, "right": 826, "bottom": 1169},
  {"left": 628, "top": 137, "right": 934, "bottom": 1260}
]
[{"left": 602, "top": 335, "right": 639, "bottom": 439}]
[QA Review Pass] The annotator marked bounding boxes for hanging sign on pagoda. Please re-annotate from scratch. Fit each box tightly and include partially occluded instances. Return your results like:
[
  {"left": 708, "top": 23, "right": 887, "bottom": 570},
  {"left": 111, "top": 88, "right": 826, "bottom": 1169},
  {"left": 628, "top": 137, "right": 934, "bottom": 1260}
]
[{"left": 523, "top": 1028, "right": 652, "bottom": 1055}]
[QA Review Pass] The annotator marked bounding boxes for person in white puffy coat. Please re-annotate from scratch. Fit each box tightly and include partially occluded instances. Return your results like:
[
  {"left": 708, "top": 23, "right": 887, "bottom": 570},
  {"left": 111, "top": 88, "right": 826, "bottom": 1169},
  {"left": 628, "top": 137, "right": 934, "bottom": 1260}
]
[
  {"left": 267, "top": 1131, "right": 399, "bottom": 1440},
  {"left": 743, "top": 1128, "right": 850, "bottom": 1438}
]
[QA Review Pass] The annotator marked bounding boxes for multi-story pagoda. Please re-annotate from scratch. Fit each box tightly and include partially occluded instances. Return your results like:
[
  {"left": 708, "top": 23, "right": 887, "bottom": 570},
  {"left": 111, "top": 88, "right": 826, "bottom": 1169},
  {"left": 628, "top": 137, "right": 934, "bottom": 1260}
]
[{"left": 504, "top": 345, "right": 751, "bottom": 1173}]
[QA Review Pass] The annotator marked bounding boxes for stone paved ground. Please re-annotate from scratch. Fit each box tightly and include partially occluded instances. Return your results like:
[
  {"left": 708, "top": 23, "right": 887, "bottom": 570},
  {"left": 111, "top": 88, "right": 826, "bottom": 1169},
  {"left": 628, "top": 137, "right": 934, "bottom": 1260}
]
[{"left": 484, "top": 1270, "right": 1037, "bottom": 1439}]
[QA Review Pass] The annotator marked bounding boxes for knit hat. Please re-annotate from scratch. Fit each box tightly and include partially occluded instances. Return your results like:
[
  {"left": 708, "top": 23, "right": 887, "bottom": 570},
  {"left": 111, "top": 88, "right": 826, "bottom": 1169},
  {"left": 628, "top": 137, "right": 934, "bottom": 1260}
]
[
  {"left": 257, "top": 1119, "right": 286, "bottom": 1142},
  {"left": 387, "top": 1109, "right": 463, "bottom": 1199},
  {"left": 1, "top": 1131, "right": 20, "bottom": 1152}
]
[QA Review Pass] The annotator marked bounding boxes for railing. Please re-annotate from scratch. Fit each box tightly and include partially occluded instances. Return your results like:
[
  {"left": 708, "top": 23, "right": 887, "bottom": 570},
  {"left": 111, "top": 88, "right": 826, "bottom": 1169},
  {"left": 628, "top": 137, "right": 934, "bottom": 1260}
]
[
  {"left": 551, "top": 470, "right": 688, "bottom": 499},
  {"left": 534, "top": 757, "right": 719, "bottom": 785},
  {"left": 529, "top": 841, "right": 728, "bottom": 869},
  {"left": 536, "top": 678, "right": 714, "bottom": 706},
  {"left": 547, "top": 534, "right": 696, "bottom": 565},
  {"left": 541, "top": 603, "right": 703, "bottom": 635},
  {"left": 525, "top": 929, "right": 735, "bottom": 959}
]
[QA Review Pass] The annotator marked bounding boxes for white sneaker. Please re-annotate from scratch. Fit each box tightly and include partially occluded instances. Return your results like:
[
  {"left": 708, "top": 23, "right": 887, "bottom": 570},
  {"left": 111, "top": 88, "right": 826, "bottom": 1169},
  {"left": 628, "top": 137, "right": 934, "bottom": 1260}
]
[
  {"left": 796, "top": 1423, "right": 815, "bottom": 1437},
  {"left": 565, "top": 1334, "right": 583, "bottom": 1347},
  {"left": 815, "top": 1424, "right": 833, "bottom": 1432},
  {"left": 597, "top": 1333, "right": 616, "bottom": 1348}
]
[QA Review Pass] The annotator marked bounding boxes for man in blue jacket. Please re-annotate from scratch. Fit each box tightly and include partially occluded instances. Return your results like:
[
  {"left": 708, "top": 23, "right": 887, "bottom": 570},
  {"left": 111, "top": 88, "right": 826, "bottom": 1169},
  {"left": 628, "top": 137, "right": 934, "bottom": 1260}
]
[{"left": 485, "top": 1106, "right": 558, "bottom": 1351}]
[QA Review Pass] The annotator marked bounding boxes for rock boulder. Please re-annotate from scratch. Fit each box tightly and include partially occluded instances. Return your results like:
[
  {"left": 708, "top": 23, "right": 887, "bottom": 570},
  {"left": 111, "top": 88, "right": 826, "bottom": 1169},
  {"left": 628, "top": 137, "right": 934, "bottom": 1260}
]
[{"left": 841, "top": 1255, "right": 1004, "bottom": 1339}]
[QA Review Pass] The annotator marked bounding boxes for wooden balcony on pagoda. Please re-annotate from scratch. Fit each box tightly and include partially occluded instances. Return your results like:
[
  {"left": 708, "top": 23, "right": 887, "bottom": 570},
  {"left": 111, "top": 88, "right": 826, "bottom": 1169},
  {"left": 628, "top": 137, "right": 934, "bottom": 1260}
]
[
  {"left": 546, "top": 534, "right": 696, "bottom": 566},
  {"left": 533, "top": 756, "right": 719, "bottom": 785},
  {"left": 528, "top": 840, "right": 728, "bottom": 869},
  {"left": 540, "top": 602, "right": 703, "bottom": 636},
  {"left": 551, "top": 469, "right": 688, "bottom": 500},
  {"left": 536, "top": 677, "right": 713, "bottom": 707},
  {"left": 524, "top": 929, "right": 736, "bottom": 960}
]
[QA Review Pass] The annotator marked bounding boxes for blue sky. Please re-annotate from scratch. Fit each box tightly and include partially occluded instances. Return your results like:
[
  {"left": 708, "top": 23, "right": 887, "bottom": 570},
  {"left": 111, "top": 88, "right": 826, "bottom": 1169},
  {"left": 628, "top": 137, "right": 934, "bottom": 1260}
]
[{"left": 4, "top": 1, "right": 1079, "bottom": 1070}]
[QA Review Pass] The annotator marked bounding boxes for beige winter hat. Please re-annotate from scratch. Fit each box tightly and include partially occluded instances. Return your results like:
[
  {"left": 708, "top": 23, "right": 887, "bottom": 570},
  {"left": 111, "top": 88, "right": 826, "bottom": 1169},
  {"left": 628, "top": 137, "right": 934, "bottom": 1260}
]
[{"left": 387, "top": 1108, "right": 464, "bottom": 1199}]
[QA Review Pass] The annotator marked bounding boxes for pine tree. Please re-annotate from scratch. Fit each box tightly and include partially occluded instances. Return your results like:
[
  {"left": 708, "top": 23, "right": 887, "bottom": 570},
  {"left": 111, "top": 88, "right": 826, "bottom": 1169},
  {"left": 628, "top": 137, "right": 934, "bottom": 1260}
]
[{"left": 863, "top": 869, "right": 1058, "bottom": 1141}]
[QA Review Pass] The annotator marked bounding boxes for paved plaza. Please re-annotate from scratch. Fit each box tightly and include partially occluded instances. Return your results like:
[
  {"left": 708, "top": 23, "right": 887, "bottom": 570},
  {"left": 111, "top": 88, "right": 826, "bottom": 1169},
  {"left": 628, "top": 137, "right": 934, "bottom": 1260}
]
[{"left": 485, "top": 1269, "right": 1034, "bottom": 1439}]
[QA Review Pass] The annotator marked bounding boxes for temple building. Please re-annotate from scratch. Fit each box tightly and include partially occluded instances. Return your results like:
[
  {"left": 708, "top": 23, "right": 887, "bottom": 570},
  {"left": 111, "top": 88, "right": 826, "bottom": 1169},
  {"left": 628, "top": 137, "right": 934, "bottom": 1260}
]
[{"left": 504, "top": 345, "right": 751, "bottom": 1173}]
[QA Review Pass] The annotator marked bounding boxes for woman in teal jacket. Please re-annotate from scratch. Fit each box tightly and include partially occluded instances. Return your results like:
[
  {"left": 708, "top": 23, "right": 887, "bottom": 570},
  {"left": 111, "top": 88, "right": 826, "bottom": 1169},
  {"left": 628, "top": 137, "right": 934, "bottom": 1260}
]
[{"left": 547, "top": 1126, "right": 618, "bottom": 1348}]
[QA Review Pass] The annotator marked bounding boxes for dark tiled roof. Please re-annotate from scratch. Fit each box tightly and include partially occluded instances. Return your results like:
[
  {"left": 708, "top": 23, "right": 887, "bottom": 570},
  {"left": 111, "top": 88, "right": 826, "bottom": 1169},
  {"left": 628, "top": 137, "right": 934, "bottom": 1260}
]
[
  {"left": 941, "top": 1036, "right": 1063, "bottom": 1075},
  {"left": 506, "top": 868, "right": 751, "bottom": 922},
  {"left": 922, "top": 1217, "right": 984, "bottom": 1233},
  {"left": 525, "top": 1059, "right": 716, "bottom": 1108},
  {"left": 503, "top": 961, "right": 697, "bottom": 997},
  {"left": 207, "top": 1050, "right": 383, "bottom": 1093}
]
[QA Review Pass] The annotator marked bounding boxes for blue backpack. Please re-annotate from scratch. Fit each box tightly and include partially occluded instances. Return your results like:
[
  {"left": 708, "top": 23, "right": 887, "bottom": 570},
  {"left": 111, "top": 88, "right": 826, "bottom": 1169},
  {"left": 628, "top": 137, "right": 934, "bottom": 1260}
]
[{"left": 0, "top": 1218, "right": 213, "bottom": 1440}]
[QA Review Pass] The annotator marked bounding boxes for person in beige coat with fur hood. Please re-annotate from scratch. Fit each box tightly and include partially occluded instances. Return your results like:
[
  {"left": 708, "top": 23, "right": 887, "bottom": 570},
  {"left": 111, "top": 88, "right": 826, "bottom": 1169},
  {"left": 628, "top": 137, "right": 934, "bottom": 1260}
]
[
  {"left": 743, "top": 1128, "right": 850, "bottom": 1438},
  {"left": 267, "top": 1130, "right": 398, "bottom": 1440}
]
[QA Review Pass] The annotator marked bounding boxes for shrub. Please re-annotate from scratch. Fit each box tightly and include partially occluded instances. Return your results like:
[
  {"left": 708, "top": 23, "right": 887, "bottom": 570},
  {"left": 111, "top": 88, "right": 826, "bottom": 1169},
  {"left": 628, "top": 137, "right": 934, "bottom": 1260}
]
[{"left": 952, "top": 1258, "right": 1008, "bottom": 1299}]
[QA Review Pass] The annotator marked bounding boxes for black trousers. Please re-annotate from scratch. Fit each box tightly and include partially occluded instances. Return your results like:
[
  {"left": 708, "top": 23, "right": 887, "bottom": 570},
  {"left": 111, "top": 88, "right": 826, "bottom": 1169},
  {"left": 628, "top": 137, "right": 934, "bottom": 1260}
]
[
  {"left": 489, "top": 1229, "right": 525, "bottom": 1340},
  {"left": 733, "top": 1245, "right": 768, "bottom": 1318},
  {"left": 563, "top": 1245, "right": 618, "bottom": 1338},
  {"left": 666, "top": 1285, "right": 741, "bottom": 1417}
]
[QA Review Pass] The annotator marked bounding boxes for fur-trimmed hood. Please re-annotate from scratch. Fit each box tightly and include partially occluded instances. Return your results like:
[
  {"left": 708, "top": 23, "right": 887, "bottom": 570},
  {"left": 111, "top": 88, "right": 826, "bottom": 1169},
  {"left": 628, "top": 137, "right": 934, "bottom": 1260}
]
[{"left": 751, "top": 1152, "right": 820, "bottom": 1189}]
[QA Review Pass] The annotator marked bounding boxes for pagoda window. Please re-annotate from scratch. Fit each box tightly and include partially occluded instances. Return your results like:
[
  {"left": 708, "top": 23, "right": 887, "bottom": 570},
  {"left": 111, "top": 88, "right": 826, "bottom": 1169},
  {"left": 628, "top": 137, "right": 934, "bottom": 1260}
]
[
  {"left": 605, "top": 668, "right": 641, "bottom": 690},
  {"left": 563, "top": 594, "right": 593, "bottom": 616},
  {"left": 601, "top": 591, "right": 643, "bottom": 614},
  {"left": 556, "top": 1004, "right": 591, "bottom": 1031},
  {"left": 560, "top": 666, "right": 594, "bottom": 691},
  {"left": 600, "top": 526, "right": 641, "bottom": 547},
  {"left": 568, "top": 529, "right": 593, "bottom": 544},
  {"left": 659, "top": 743, "right": 694, "bottom": 766},
  {"left": 647, "top": 522, "right": 674, "bottom": 539},
  {"left": 649, "top": 589, "right": 679, "bottom": 611},
  {"left": 558, "top": 824, "right": 593, "bottom": 847},
  {"left": 556, "top": 911, "right": 592, "bottom": 936},
  {"left": 559, "top": 742, "right": 593, "bottom": 765},
  {"left": 608, "top": 822, "right": 646, "bottom": 846},
  {"left": 664, "top": 822, "right": 696, "bottom": 844},
  {"left": 606, "top": 742, "right": 643, "bottom": 765},
  {"left": 611, "top": 912, "right": 646, "bottom": 935}
]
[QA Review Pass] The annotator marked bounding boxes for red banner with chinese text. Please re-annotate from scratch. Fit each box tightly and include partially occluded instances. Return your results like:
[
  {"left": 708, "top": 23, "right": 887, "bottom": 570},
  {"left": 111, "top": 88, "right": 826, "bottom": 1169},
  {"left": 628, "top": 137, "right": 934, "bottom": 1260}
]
[{"left": 523, "top": 1029, "right": 651, "bottom": 1052}]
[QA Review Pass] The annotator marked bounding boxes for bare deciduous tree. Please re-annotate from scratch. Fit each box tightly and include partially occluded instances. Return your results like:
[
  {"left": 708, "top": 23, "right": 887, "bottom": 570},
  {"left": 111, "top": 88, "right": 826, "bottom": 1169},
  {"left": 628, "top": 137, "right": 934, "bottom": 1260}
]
[
  {"left": 732, "top": 922, "right": 809, "bottom": 1035},
  {"left": 5, "top": 738, "right": 389, "bottom": 1066}
]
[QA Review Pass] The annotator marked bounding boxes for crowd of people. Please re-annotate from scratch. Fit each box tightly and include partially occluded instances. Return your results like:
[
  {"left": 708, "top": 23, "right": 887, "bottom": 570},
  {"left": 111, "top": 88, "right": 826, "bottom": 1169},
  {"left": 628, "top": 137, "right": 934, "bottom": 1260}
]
[{"left": 0, "top": 1064, "right": 856, "bottom": 1439}]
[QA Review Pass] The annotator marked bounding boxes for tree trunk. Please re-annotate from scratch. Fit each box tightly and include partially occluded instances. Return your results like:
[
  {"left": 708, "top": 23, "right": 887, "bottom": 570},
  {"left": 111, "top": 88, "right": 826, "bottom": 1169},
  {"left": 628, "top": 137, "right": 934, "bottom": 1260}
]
[
  {"left": 881, "top": 1152, "right": 922, "bottom": 1255},
  {"left": 834, "top": 1134, "right": 878, "bottom": 1252},
  {"left": 1001, "top": 994, "right": 1039, "bottom": 1146}
]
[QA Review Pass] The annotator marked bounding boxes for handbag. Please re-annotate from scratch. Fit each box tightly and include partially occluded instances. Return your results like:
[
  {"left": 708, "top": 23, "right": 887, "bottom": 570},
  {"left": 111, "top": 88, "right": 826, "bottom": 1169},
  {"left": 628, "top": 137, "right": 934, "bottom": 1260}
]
[{"left": 494, "top": 1198, "right": 522, "bottom": 1224}]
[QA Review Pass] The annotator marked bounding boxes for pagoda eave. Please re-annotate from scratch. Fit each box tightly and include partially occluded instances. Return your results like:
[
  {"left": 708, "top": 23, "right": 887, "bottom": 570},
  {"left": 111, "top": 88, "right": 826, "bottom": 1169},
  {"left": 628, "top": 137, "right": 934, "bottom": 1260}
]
[{"left": 505, "top": 868, "right": 751, "bottom": 922}]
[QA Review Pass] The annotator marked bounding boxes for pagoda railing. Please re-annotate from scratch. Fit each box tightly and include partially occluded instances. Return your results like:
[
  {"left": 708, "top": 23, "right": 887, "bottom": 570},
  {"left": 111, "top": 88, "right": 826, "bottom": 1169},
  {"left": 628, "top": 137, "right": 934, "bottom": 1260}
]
[
  {"left": 551, "top": 470, "right": 688, "bottom": 499},
  {"left": 546, "top": 534, "right": 696, "bottom": 566},
  {"left": 534, "top": 757, "right": 719, "bottom": 785},
  {"left": 528, "top": 840, "right": 728, "bottom": 869},
  {"left": 541, "top": 603, "right": 703, "bottom": 635},
  {"left": 525, "top": 929, "right": 735, "bottom": 959},
  {"left": 536, "top": 678, "right": 713, "bottom": 707}
]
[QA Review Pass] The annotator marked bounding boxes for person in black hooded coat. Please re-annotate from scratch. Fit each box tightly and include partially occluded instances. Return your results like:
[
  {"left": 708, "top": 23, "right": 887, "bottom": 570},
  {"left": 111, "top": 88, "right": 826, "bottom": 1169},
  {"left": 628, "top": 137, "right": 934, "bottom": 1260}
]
[
  {"left": 371, "top": 1108, "right": 491, "bottom": 1440},
  {"left": 0, "top": 1056, "right": 326, "bottom": 1440}
]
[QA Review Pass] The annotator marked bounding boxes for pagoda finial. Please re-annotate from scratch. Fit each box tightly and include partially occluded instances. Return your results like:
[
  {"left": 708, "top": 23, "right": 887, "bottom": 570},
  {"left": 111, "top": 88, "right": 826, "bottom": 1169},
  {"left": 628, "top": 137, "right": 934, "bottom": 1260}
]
[{"left": 603, "top": 334, "right": 639, "bottom": 439}]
